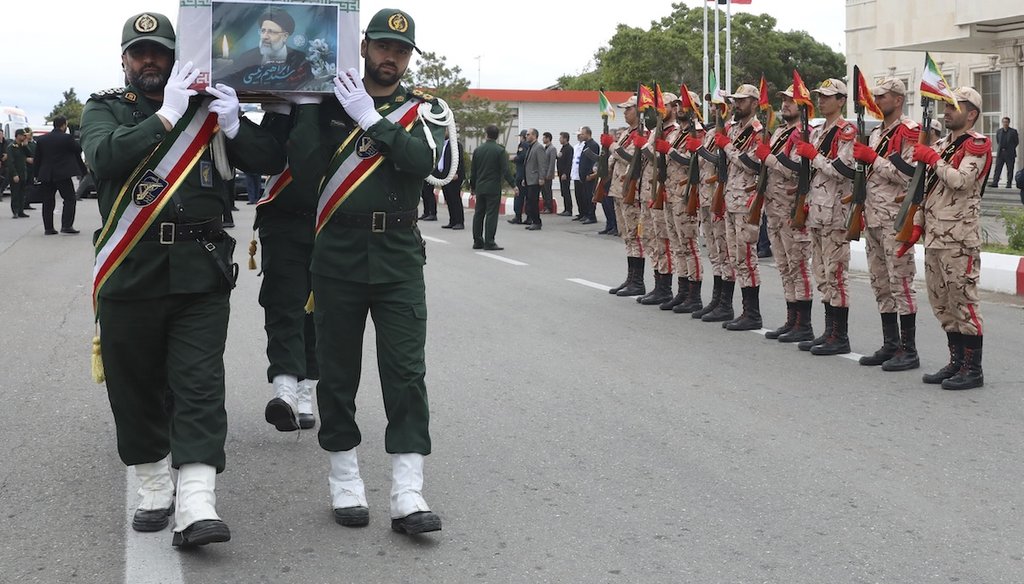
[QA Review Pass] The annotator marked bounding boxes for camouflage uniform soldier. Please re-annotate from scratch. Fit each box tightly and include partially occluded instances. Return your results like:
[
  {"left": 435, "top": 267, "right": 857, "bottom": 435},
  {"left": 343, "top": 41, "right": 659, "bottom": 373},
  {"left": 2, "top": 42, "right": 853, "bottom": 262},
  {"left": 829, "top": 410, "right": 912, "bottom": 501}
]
[
  {"left": 689, "top": 106, "right": 733, "bottom": 320},
  {"left": 851, "top": 78, "right": 921, "bottom": 370},
  {"left": 713, "top": 84, "right": 764, "bottom": 330},
  {"left": 754, "top": 85, "right": 815, "bottom": 342},
  {"left": 606, "top": 95, "right": 646, "bottom": 297},
  {"left": 664, "top": 90, "right": 706, "bottom": 314},
  {"left": 793, "top": 78, "right": 857, "bottom": 355},
  {"left": 636, "top": 93, "right": 679, "bottom": 306},
  {"left": 899, "top": 87, "right": 991, "bottom": 390}
]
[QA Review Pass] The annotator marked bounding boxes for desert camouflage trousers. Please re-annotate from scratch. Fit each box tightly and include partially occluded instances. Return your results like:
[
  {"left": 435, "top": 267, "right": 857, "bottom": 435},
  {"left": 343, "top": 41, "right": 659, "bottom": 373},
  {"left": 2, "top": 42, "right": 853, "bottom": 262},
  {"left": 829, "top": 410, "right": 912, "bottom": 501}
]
[
  {"left": 616, "top": 198, "right": 643, "bottom": 258},
  {"left": 810, "top": 227, "right": 851, "bottom": 308},
  {"left": 666, "top": 196, "right": 703, "bottom": 281},
  {"left": 924, "top": 247, "right": 984, "bottom": 336},
  {"left": 725, "top": 211, "right": 761, "bottom": 288},
  {"left": 701, "top": 206, "right": 731, "bottom": 280},
  {"left": 864, "top": 226, "right": 917, "bottom": 315},
  {"left": 766, "top": 213, "right": 813, "bottom": 302},
  {"left": 640, "top": 203, "right": 671, "bottom": 274}
]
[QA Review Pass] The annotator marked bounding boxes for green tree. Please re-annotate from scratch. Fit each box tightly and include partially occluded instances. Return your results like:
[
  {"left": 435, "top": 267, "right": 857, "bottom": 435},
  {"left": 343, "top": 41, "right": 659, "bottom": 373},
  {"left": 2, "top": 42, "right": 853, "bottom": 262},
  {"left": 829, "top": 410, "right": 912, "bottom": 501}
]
[
  {"left": 557, "top": 2, "right": 845, "bottom": 108},
  {"left": 48, "top": 87, "right": 84, "bottom": 128},
  {"left": 404, "top": 51, "right": 512, "bottom": 142}
]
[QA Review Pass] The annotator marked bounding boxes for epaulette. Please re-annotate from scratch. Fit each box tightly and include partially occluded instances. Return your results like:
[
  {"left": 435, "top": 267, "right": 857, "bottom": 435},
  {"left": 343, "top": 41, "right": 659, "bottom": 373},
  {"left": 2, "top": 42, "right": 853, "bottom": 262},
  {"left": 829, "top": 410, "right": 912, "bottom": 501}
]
[
  {"left": 751, "top": 119, "right": 764, "bottom": 132},
  {"left": 408, "top": 89, "right": 436, "bottom": 104},
  {"left": 91, "top": 87, "right": 127, "bottom": 100},
  {"left": 900, "top": 118, "right": 920, "bottom": 130},
  {"left": 964, "top": 132, "right": 991, "bottom": 156}
]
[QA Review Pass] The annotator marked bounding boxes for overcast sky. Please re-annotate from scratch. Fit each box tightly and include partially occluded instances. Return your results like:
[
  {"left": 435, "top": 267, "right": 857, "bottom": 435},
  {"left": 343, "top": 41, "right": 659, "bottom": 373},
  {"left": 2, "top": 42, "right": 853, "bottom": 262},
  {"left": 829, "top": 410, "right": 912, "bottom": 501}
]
[{"left": 0, "top": 0, "right": 844, "bottom": 124}]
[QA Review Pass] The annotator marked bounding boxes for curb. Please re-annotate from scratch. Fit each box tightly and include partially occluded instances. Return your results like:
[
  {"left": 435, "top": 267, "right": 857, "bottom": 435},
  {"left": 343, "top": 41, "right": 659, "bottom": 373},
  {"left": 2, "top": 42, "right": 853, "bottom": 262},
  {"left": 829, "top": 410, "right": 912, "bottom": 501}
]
[{"left": 848, "top": 240, "right": 1024, "bottom": 297}]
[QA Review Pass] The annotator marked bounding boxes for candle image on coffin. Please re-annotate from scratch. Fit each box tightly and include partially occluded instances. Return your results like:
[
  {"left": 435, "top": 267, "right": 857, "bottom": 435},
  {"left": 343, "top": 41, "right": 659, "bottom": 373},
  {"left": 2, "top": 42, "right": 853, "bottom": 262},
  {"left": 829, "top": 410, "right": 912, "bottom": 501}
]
[{"left": 210, "top": 1, "right": 339, "bottom": 93}]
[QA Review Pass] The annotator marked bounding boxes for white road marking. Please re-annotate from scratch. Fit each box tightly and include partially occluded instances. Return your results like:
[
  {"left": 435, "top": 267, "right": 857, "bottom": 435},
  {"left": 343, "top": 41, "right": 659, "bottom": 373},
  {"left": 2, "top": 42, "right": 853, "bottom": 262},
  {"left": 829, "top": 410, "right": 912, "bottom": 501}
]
[
  {"left": 421, "top": 235, "right": 449, "bottom": 244},
  {"left": 476, "top": 252, "right": 527, "bottom": 266},
  {"left": 567, "top": 278, "right": 612, "bottom": 292},
  {"left": 125, "top": 470, "right": 183, "bottom": 584},
  {"left": 840, "top": 352, "right": 865, "bottom": 362}
]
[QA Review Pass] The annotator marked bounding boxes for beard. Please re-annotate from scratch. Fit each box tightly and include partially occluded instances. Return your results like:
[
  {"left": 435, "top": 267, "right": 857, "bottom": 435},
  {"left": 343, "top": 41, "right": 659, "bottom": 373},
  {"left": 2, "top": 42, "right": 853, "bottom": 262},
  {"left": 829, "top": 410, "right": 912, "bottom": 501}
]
[
  {"left": 259, "top": 39, "right": 288, "bottom": 62},
  {"left": 126, "top": 66, "right": 169, "bottom": 94},
  {"left": 365, "top": 57, "right": 405, "bottom": 87}
]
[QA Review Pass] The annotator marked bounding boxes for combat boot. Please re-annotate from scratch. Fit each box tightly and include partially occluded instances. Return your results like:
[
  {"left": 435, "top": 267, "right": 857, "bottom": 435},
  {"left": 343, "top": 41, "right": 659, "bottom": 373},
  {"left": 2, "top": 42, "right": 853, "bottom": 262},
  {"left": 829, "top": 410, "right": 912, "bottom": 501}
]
[
  {"left": 171, "top": 464, "right": 230, "bottom": 548},
  {"left": 882, "top": 313, "right": 920, "bottom": 371},
  {"left": 330, "top": 448, "right": 370, "bottom": 527},
  {"left": 778, "top": 300, "right": 815, "bottom": 343},
  {"left": 923, "top": 332, "right": 963, "bottom": 384},
  {"left": 725, "top": 286, "right": 763, "bottom": 331},
  {"left": 131, "top": 455, "right": 175, "bottom": 532},
  {"left": 616, "top": 257, "right": 646, "bottom": 296},
  {"left": 810, "top": 306, "right": 850, "bottom": 355},
  {"left": 265, "top": 374, "right": 299, "bottom": 432},
  {"left": 639, "top": 271, "right": 673, "bottom": 305},
  {"left": 390, "top": 454, "right": 442, "bottom": 535},
  {"left": 859, "top": 312, "right": 899, "bottom": 366},
  {"left": 692, "top": 276, "right": 720, "bottom": 319},
  {"left": 660, "top": 277, "right": 689, "bottom": 310},
  {"left": 701, "top": 279, "right": 735, "bottom": 322},
  {"left": 675, "top": 279, "right": 703, "bottom": 313},
  {"left": 609, "top": 257, "right": 633, "bottom": 295},
  {"left": 765, "top": 302, "right": 796, "bottom": 339},
  {"left": 941, "top": 334, "right": 983, "bottom": 390},
  {"left": 798, "top": 303, "right": 831, "bottom": 350}
]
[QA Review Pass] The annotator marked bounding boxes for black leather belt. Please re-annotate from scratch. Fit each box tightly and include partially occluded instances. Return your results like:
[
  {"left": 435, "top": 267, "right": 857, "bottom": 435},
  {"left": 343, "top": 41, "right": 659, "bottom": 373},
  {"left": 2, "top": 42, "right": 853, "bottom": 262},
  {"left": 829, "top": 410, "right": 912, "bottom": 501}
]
[
  {"left": 332, "top": 210, "right": 418, "bottom": 232},
  {"left": 139, "top": 219, "right": 224, "bottom": 244}
]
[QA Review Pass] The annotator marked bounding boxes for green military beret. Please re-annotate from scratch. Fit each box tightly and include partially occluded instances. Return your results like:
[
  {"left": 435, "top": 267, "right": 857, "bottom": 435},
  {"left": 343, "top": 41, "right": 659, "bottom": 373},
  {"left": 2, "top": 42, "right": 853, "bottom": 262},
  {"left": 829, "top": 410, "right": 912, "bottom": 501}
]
[{"left": 365, "top": 8, "right": 419, "bottom": 54}]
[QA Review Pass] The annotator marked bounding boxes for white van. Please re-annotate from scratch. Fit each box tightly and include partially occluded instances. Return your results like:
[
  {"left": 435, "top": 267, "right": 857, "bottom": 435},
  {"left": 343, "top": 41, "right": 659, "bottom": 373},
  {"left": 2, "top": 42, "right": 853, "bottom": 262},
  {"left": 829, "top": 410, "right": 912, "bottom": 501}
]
[{"left": 1, "top": 106, "right": 31, "bottom": 140}]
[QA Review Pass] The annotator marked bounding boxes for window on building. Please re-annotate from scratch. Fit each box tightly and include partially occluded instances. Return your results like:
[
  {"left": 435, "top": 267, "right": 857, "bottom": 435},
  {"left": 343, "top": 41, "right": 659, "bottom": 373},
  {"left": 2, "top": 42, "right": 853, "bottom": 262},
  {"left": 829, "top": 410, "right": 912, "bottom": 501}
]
[{"left": 975, "top": 71, "right": 1001, "bottom": 149}]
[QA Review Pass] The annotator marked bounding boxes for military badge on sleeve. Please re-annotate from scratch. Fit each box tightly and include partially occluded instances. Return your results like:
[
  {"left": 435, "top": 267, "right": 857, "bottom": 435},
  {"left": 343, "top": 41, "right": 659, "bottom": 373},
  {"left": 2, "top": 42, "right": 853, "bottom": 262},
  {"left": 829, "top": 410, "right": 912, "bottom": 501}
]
[
  {"left": 200, "top": 160, "right": 214, "bottom": 188},
  {"left": 357, "top": 136, "right": 379, "bottom": 159},
  {"left": 134, "top": 170, "right": 168, "bottom": 206}
]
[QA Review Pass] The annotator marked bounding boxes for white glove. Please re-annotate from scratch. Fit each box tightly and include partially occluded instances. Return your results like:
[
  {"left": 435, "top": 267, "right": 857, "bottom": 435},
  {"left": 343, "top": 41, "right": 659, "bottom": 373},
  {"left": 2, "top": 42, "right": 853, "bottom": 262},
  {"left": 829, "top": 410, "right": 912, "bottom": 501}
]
[
  {"left": 287, "top": 93, "right": 323, "bottom": 106},
  {"left": 207, "top": 83, "right": 241, "bottom": 139},
  {"left": 156, "top": 60, "right": 199, "bottom": 128},
  {"left": 333, "top": 68, "right": 382, "bottom": 130},
  {"left": 261, "top": 103, "right": 290, "bottom": 115}
]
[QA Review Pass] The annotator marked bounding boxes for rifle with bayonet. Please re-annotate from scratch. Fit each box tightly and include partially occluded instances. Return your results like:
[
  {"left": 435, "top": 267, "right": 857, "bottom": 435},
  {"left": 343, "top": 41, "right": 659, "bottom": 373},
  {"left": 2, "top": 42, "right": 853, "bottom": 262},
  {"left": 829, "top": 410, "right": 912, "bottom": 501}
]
[
  {"left": 745, "top": 109, "right": 771, "bottom": 225},
  {"left": 592, "top": 91, "right": 613, "bottom": 204},
  {"left": 622, "top": 122, "right": 647, "bottom": 206},
  {"left": 790, "top": 102, "right": 811, "bottom": 228},
  {"left": 710, "top": 103, "right": 727, "bottom": 217},
  {"left": 649, "top": 104, "right": 668, "bottom": 210},
  {"left": 894, "top": 96, "right": 934, "bottom": 242},
  {"left": 845, "top": 66, "right": 869, "bottom": 241}
]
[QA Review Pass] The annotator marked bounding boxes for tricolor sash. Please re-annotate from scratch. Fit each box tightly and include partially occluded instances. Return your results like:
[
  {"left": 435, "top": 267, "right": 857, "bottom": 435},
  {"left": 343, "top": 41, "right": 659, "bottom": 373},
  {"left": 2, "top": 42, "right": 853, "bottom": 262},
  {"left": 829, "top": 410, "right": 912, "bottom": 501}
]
[
  {"left": 255, "top": 165, "right": 293, "bottom": 207},
  {"left": 92, "top": 101, "right": 219, "bottom": 309},
  {"left": 315, "top": 99, "right": 423, "bottom": 235}
]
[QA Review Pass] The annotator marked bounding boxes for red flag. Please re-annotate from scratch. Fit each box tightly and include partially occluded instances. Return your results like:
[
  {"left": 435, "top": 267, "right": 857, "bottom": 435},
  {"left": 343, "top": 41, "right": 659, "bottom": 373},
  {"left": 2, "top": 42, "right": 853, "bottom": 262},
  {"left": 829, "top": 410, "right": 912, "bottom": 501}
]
[
  {"left": 792, "top": 69, "right": 815, "bottom": 120},
  {"left": 758, "top": 74, "right": 775, "bottom": 129},
  {"left": 637, "top": 84, "right": 655, "bottom": 112},
  {"left": 679, "top": 82, "right": 704, "bottom": 124},
  {"left": 653, "top": 82, "right": 666, "bottom": 118},
  {"left": 854, "top": 67, "right": 884, "bottom": 120}
]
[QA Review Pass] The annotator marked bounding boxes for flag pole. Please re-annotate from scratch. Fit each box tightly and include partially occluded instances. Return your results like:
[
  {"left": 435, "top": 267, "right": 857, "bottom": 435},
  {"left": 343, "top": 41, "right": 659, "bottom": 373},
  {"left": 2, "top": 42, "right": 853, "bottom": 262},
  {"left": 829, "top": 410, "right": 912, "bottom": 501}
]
[
  {"left": 725, "top": 0, "right": 732, "bottom": 94},
  {"left": 703, "top": 0, "right": 709, "bottom": 121},
  {"left": 714, "top": 0, "right": 720, "bottom": 102}
]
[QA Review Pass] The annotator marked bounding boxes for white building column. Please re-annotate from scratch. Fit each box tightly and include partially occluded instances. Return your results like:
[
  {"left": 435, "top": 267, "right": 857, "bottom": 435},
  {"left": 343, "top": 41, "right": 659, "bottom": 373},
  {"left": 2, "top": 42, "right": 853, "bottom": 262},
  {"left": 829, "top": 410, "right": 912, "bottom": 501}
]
[{"left": 998, "top": 41, "right": 1023, "bottom": 168}]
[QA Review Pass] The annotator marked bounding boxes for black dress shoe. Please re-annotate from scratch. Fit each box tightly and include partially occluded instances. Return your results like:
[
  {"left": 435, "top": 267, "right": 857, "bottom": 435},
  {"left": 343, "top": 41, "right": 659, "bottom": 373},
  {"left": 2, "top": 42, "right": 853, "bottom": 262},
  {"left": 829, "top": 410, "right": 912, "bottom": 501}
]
[
  {"left": 472, "top": 242, "right": 484, "bottom": 249},
  {"left": 18, "top": 213, "right": 30, "bottom": 218},
  {"left": 23, "top": 205, "right": 36, "bottom": 210},
  {"left": 61, "top": 228, "right": 81, "bottom": 234},
  {"left": 597, "top": 228, "right": 610, "bottom": 235},
  {"left": 422, "top": 214, "right": 437, "bottom": 221},
  {"left": 171, "top": 519, "right": 231, "bottom": 547},
  {"left": 132, "top": 504, "right": 174, "bottom": 532},
  {"left": 507, "top": 217, "right": 523, "bottom": 224},
  {"left": 265, "top": 397, "right": 299, "bottom": 432},
  {"left": 483, "top": 244, "right": 504, "bottom": 250},
  {"left": 525, "top": 224, "right": 542, "bottom": 231},
  {"left": 581, "top": 217, "right": 597, "bottom": 225},
  {"left": 571, "top": 215, "right": 582, "bottom": 221},
  {"left": 391, "top": 511, "right": 442, "bottom": 534},
  {"left": 450, "top": 224, "right": 464, "bottom": 230},
  {"left": 298, "top": 413, "right": 315, "bottom": 430},
  {"left": 333, "top": 506, "right": 370, "bottom": 527},
  {"left": 441, "top": 224, "right": 453, "bottom": 229},
  {"left": 44, "top": 229, "right": 58, "bottom": 235},
  {"left": 608, "top": 229, "right": 619, "bottom": 236},
  {"left": 557, "top": 211, "right": 573, "bottom": 217}
]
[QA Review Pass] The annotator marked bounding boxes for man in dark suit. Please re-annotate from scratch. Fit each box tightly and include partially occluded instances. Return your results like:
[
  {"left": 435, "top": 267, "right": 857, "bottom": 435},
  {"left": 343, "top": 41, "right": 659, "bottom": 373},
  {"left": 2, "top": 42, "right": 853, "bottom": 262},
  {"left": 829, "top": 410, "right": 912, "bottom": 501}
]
[
  {"left": 576, "top": 126, "right": 600, "bottom": 224},
  {"left": 992, "top": 117, "right": 1019, "bottom": 189},
  {"left": 218, "top": 8, "right": 312, "bottom": 91},
  {"left": 523, "top": 128, "right": 546, "bottom": 230},
  {"left": 556, "top": 132, "right": 573, "bottom": 216},
  {"left": 34, "top": 116, "right": 86, "bottom": 234},
  {"left": 438, "top": 134, "right": 466, "bottom": 229}
]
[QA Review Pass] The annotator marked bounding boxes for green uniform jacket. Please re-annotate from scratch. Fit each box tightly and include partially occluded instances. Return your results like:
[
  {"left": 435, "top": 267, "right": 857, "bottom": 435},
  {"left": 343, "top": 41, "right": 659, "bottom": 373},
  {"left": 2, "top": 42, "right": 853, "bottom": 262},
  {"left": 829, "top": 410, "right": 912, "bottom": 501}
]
[
  {"left": 309, "top": 87, "right": 447, "bottom": 284},
  {"left": 5, "top": 143, "right": 27, "bottom": 179},
  {"left": 470, "top": 139, "right": 515, "bottom": 196},
  {"left": 81, "top": 85, "right": 286, "bottom": 300}
]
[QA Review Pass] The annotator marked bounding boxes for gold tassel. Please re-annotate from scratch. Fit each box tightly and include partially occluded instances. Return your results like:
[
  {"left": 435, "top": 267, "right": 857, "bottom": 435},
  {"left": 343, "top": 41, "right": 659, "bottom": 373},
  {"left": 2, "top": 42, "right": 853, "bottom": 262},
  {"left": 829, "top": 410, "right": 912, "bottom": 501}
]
[
  {"left": 91, "top": 335, "right": 105, "bottom": 383},
  {"left": 248, "top": 235, "right": 258, "bottom": 270},
  {"left": 303, "top": 291, "right": 315, "bottom": 314}
]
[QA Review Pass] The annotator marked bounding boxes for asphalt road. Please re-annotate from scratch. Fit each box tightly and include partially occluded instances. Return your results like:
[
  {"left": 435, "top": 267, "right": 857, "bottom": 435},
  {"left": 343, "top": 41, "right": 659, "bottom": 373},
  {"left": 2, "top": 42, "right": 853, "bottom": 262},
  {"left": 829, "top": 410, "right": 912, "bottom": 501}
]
[{"left": 1, "top": 201, "right": 1022, "bottom": 584}]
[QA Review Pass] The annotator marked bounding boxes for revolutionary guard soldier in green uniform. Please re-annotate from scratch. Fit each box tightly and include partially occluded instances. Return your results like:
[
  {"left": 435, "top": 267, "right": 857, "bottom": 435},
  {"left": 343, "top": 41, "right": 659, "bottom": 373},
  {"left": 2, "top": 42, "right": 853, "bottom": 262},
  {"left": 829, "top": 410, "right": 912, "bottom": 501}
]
[
  {"left": 5, "top": 129, "right": 30, "bottom": 218},
  {"left": 255, "top": 97, "right": 323, "bottom": 432},
  {"left": 81, "top": 12, "right": 285, "bottom": 547},
  {"left": 299, "top": 8, "right": 447, "bottom": 535}
]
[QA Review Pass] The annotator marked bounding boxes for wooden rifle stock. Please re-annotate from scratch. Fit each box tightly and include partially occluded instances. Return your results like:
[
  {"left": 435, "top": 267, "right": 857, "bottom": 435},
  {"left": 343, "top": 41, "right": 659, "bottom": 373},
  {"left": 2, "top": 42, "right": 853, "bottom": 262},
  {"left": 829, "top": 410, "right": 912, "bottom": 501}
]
[
  {"left": 650, "top": 114, "right": 667, "bottom": 210},
  {"left": 710, "top": 106, "right": 727, "bottom": 217},
  {"left": 845, "top": 85, "right": 869, "bottom": 242},
  {"left": 791, "top": 104, "right": 811, "bottom": 228},
  {"left": 622, "top": 124, "right": 646, "bottom": 206},
  {"left": 592, "top": 114, "right": 612, "bottom": 204},
  {"left": 894, "top": 98, "right": 934, "bottom": 242},
  {"left": 746, "top": 111, "right": 771, "bottom": 225}
]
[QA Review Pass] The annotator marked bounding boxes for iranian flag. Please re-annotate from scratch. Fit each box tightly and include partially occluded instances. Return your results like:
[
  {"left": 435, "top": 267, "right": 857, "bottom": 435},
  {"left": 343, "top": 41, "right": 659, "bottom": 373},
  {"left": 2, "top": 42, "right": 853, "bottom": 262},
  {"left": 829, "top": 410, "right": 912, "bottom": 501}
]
[
  {"left": 920, "top": 51, "right": 959, "bottom": 111},
  {"left": 707, "top": 70, "right": 726, "bottom": 104},
  {"left": 598, "top": 90, "right": 615, "bottom": 120}
]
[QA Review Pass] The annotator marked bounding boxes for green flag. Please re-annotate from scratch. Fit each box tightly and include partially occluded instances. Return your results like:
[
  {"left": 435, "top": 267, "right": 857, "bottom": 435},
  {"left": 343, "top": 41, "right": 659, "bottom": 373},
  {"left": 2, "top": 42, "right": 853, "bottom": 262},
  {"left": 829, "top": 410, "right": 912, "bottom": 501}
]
[{"left": 598, "top": 90, "right": 615, "bottom": 120}]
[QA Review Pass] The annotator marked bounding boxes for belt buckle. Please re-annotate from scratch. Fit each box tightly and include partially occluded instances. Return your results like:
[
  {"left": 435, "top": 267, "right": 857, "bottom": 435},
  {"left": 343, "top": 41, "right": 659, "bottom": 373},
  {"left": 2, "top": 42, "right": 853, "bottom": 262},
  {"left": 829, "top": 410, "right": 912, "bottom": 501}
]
[
  {"left": 371, "top": 212, "right": 386, "bottom": 233},
  {"left": 158, "top": 222, "right": 175, "bottom": 245}
]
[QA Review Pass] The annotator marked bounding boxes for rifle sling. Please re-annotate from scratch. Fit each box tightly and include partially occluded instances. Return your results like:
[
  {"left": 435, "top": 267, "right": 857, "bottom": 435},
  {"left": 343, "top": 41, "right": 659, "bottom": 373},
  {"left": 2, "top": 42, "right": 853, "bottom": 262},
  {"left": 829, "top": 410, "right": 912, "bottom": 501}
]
[
  {"left": 924, "top": 134, "right": 971, "bottom": 196},
  {"left": 697, "top": 146, "right": 718, "bottom": 165},
  {"left": 832, "top": 159, "right": 856, "bottom": 180},
  {"left": 776, "top": 153, "right": 801, "bottom": 172},
  {"left": 739, "top": 153, "right": 761, "bottom": 173},
  {"left": 889, "top": 153, "right": 915, "bottom": 177}
]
